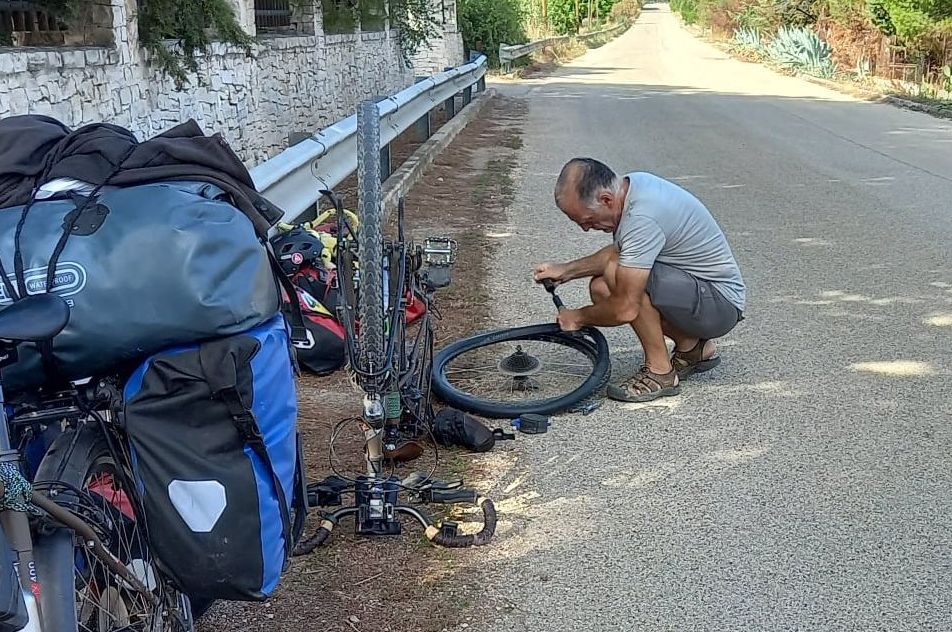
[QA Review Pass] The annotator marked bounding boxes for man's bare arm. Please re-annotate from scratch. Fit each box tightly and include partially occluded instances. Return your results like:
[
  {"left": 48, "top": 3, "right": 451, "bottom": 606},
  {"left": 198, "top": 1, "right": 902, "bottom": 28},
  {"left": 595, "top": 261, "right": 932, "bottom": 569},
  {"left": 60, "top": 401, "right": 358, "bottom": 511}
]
[{"left": 561, "top": 244, "right": 617, "bottom": 281}]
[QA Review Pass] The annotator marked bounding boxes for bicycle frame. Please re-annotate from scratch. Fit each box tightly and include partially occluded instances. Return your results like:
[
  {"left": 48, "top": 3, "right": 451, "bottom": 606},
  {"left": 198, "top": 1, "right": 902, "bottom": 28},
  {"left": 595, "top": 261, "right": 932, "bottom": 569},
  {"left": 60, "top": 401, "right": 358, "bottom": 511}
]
[
  {"left": 0, "top": 373, "right": 42, "bottom": 628},
  {"left": 0, "top": 357, "right": 162, "bottom": 630}
]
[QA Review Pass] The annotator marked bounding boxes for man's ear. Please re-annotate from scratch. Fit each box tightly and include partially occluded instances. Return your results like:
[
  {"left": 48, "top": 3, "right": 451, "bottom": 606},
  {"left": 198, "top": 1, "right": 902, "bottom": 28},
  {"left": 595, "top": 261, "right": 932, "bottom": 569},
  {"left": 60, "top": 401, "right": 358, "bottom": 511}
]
[{"left": 598, "top": 190, "right": 614, "bottom": 208}]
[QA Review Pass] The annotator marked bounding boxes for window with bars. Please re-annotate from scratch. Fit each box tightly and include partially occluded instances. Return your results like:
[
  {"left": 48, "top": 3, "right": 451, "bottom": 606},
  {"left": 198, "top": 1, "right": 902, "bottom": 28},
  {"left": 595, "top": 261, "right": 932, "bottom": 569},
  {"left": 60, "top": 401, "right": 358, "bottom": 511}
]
[
  {"left": 0, "top": 0, "right": 68, "bottom": 45},
  {"left": 255, "top": 0, "right": 293, "bottom": 32}
]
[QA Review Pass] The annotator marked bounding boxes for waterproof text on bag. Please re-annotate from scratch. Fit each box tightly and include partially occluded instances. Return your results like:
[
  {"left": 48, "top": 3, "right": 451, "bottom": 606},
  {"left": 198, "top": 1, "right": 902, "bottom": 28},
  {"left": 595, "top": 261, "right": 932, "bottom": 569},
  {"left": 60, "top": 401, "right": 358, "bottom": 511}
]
[{"left": 0, "top": 181, "right": 281, "bottom": 392}]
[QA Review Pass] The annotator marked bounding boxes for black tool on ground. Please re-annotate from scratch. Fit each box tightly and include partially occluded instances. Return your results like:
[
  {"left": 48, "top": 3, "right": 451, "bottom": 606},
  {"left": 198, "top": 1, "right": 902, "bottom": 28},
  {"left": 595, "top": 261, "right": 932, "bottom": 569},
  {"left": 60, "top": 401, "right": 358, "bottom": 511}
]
[
  {"left": 512, "top": 413, "right": 550, "bottom": 434},
  {"left": 432, "top": 408, "right": 514, "bottom": 452}
]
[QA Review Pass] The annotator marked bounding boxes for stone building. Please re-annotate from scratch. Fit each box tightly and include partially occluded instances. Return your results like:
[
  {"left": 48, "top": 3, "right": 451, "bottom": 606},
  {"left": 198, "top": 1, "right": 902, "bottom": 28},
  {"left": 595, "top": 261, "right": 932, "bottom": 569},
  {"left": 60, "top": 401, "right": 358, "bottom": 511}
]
[{"left": 0, "top": 0, "right": 464, "bottom": 164}]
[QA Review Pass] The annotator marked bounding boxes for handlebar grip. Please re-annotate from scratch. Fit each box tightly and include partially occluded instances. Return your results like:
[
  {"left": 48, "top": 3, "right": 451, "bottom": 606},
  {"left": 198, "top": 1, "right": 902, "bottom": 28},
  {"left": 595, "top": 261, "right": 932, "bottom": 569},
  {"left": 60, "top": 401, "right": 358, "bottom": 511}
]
[{"left": 431, "top": 488, "right": 477, "bottom": 504}]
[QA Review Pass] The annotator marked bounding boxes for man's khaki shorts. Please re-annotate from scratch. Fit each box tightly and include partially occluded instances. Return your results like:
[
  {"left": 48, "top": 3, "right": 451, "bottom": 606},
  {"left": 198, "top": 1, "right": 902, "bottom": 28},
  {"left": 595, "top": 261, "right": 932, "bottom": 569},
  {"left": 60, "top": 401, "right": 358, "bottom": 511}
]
[{"left": 646, "top": 262, "right": 743, "bottom": 340}]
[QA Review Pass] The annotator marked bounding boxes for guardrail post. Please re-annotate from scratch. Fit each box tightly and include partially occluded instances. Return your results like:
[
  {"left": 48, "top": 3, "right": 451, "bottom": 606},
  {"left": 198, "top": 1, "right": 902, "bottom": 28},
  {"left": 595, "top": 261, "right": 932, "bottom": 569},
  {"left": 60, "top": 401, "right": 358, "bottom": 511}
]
[
  {"left": 413, "top": 77, "right": 432, "bottom": 141},
  {"left": 477, "top": 74, "right": 486, "bottom": 92},
  {"left": 443, "top": 67, "right": 457, "bottom": 119},
  {"left": 462, "top": 85, "right": 472, "bottom": 106}
]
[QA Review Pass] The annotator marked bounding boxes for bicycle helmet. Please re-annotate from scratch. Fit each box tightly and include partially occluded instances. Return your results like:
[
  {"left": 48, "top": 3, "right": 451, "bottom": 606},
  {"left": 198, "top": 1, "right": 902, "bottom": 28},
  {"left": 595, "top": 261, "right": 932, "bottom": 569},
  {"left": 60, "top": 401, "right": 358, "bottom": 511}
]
[{"left": 270, "top": 226, "right": 326, "bottom": 276}]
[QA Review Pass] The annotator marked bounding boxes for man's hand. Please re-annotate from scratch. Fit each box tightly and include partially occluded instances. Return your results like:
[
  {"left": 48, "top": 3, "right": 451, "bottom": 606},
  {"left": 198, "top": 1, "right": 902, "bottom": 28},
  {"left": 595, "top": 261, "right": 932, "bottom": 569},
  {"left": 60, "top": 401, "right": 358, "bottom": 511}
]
[
  {"left": 533, "top": 262, "right": 568, "bottom": 284},
  {"left": 557, "top": 308, "right": 584, "bottom": 332}
]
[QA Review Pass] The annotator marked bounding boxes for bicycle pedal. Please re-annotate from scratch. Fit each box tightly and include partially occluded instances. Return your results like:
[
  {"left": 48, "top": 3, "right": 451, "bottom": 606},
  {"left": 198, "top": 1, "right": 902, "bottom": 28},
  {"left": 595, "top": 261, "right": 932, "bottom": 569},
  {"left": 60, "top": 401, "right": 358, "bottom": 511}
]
[{"left": 423, "top": 237, "right": 458, "bottom": 266}]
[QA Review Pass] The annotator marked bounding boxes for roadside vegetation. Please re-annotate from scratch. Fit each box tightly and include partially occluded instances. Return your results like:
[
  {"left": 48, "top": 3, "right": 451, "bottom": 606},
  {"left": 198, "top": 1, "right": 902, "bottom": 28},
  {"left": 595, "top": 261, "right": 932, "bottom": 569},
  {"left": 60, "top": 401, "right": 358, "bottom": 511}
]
[
  {"left": 671, "top": 0, "right": 952, "bottom": 104},
  {"left": 458, "top": 0, "right": 644, "bottom": 67}
]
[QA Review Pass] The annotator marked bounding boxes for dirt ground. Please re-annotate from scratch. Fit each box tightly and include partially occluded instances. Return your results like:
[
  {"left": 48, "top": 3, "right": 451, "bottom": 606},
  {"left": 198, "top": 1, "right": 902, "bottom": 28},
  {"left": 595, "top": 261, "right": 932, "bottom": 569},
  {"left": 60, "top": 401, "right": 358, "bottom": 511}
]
[{"left": 198, "top": 94, "right": 528, "bottom": 632}]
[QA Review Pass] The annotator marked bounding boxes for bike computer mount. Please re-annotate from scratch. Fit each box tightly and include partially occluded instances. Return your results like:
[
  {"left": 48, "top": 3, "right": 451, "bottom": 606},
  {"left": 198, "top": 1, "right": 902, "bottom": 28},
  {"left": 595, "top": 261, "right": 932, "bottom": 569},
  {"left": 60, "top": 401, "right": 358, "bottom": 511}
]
[{"left": 418, "top": 237, "right": 458, "bottom": 290}]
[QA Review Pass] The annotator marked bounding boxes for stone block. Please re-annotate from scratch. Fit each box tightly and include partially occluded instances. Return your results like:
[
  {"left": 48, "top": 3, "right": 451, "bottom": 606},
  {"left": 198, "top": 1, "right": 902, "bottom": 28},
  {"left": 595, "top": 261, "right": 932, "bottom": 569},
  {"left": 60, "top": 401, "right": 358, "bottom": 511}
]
[
  {"left": 85, "top": 49, "right": 105, "bottom": 66},
  {"left": 82, "top": 102, "right": 98, "bottom": 124},
  {"left": 63, "top": 50, "right": 86, "bottom": 69},
  {"left": 27, "top": 52, "right": 50, "bottom": 73},
  {"left": 0, "top": 53, "right": 18, "bottom": 75},
  {"left": 8, "top": 88, "right": 28, "bottom": 115},
  {"left": 52, "top": 101, "right": 72, "bottom": 124},
  {"left": 33, "top": 100, "right": 54, "bottom": 116}
]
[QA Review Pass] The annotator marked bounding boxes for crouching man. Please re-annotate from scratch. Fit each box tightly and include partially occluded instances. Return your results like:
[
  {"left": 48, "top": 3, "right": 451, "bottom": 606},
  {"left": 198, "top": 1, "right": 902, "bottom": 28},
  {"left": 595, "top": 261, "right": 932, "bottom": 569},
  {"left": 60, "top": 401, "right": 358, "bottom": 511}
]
[{"left": 533, "top": 158, "right": 747, "bottom": 403}]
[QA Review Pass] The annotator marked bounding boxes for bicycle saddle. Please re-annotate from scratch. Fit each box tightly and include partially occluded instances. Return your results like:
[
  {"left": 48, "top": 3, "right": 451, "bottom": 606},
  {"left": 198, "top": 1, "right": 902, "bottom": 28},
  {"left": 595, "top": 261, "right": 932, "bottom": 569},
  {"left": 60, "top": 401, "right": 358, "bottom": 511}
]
[{"left": 0, "top": 294, "right": 70, "bottom": 343}]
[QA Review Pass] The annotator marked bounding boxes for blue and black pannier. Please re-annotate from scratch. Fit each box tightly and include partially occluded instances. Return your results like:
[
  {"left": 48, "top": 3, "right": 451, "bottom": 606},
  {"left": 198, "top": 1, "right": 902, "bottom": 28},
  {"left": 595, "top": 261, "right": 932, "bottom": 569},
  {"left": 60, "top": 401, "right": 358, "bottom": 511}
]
[{"left": 122, "top": 313, "right": 301, "bottom": 602}]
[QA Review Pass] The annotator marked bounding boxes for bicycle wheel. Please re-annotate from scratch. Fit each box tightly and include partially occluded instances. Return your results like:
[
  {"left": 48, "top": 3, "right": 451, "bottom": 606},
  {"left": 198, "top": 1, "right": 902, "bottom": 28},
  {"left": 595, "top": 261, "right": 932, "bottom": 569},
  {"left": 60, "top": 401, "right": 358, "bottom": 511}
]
[
  {"left": 356, "top": 99, "right": 385, "bottom": 383},
  {"left": 33, "top": 424, "right": 194, "bottom": 632},
  {"left": 432, "top": 324, "right": 612, "bottom": 418}
]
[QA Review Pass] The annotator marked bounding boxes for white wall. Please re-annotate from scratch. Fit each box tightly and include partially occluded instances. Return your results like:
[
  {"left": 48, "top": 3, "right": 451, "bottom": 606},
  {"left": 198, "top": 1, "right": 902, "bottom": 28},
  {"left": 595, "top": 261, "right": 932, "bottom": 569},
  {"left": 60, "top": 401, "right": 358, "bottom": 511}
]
[{"left": 0, "top": 0, "right": 423, "bottom": 165}]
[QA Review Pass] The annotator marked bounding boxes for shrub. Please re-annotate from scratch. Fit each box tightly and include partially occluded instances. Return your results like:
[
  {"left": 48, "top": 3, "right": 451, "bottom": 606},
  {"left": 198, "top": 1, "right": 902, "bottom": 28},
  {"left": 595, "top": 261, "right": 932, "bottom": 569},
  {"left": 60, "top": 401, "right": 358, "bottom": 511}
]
[
  {"left": 549, "top": 0, "right": 582, "bottom": 34},
  {"left": 611, "top": 0, "right": 644, "bottom": 20},
  {"left": 733, "top": 25, "right": 766, "bottom": 48},
  {"left": 767, "top": 24, "right": 837, "bottom": 75},
  {"left": 672, "top": 0, "right": 701, "bottom": 24},
  {"left": 457, "top": 0, "right": 527, "bottom": 66}
]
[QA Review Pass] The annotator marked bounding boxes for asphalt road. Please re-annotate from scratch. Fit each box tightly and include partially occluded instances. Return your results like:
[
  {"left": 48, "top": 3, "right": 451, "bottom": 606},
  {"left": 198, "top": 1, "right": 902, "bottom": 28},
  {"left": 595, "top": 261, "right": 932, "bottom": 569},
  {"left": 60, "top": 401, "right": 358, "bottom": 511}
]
[{"left": 468, "top": 4, "right": 952, "bottom": 631}]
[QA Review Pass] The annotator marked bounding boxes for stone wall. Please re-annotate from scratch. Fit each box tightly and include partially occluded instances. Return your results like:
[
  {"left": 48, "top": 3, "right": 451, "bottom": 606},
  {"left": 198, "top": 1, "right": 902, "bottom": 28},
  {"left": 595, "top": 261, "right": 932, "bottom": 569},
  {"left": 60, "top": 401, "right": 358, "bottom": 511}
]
[
  {"left": 0, "top": 0, "right": 464, "bottom": 165},
  {"left": 410, "top": 0, "right": 465, "bottom": 76}
]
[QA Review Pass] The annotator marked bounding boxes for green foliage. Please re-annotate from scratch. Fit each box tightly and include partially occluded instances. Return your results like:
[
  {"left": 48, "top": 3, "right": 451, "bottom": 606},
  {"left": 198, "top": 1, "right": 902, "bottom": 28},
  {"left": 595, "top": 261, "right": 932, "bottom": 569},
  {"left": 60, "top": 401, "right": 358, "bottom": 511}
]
[
  {"left": 320, "top": 0, "right": 358, "bottom": 34},
  {"left": 775, "top": 0, "right": 819, "bottom": 25},
  {"left": 458, "top": 0, "right": 527, "bottom": 66},
  {"left": 672, "top": 0, "right": 700, "bottom": 23},
  {"left": 733, "top": 24, "right": 765, "bottom": 47},
  {"left": 868, "top": 0, "right": 897, "bottom": 34},
  {"left": 389, "top": 0, "right": 442, "bottom": 64},
  {"left": 885, "top": 0, "right": 934, "bottom": 42},
  {"left": 767, "top": 24, "right": 836, "bottom": 75},
  {"left": 549, "top": 0, "right": 581, "bottom": 35},
  {"left": 359, "top": 0, "right": 388, "bottom": 30},
  {"left": 137, "top": 0, "right": 254, "bottom": 88}
]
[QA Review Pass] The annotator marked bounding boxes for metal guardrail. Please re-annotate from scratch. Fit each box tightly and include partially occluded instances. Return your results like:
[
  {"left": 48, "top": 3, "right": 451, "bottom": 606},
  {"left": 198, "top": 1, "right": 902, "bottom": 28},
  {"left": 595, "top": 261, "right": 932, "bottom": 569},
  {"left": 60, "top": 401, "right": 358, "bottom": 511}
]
[
  {"left": 498, "top": 21, "right": 630, "bottom": 71},
  {"left": 498, "top": 36, "right": 571, "bottom": 69},
  {"left": 250, "top": 53, "right": 488, "bottom": 227}
]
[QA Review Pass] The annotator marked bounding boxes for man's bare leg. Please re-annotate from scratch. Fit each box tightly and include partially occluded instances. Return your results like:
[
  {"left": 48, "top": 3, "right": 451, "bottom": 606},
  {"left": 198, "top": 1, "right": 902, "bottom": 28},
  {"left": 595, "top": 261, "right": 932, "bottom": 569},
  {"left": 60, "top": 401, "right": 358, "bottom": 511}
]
[
  {"left": 661, "top": 320, "right": 717, "bottom": 359},
  {"left": 590, "top": 267, "right": 673, "bottom": 375}
]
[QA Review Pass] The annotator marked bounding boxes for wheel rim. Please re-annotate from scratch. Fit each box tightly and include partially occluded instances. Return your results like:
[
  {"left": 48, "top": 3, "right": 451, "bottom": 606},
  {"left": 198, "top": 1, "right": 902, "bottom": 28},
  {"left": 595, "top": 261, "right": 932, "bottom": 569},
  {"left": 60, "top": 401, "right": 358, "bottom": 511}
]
[
  {"left": 433, "top": 325, "right": 610, "bottom": 417},
  {"left": 75, "top": 459, "right": 192, "bottom": 632}
]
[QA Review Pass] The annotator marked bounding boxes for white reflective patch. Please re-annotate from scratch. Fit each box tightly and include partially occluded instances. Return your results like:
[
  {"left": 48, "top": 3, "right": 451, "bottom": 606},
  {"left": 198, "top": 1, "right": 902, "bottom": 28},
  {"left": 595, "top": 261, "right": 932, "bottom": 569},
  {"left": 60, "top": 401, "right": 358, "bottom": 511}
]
[{"left": 168, "top": 480, "right": 227, "bottom": 533}]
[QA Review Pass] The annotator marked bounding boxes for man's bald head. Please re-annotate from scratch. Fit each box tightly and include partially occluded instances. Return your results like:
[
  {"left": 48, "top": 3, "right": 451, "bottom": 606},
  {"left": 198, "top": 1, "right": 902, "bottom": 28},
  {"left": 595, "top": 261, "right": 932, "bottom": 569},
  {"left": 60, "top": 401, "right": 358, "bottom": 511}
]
[
  {"left": 555, "top": 158, "right": 619, "bottom": 210},
  {"left": 554, "top": 158, "right": 625, "bottom": 233}
]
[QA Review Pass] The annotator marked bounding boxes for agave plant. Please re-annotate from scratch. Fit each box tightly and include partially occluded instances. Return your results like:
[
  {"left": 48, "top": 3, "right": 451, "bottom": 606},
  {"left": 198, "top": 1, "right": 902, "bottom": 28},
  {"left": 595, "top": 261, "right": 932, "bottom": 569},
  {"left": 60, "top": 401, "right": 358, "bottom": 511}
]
[
  {"left": 732, "top": 26, "right": 764, "bottom": 51},
  {"left": 767, "top": 26, "right": 836, "bottom": 78}
]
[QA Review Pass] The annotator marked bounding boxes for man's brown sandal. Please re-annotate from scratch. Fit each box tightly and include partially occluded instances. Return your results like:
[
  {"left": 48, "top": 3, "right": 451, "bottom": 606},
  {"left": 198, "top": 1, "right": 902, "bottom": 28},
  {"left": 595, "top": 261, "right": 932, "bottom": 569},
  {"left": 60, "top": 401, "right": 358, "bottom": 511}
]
[
  {"left": 607, "top": 365, "right": 681, "bottom": 403},
  {"left": 671, "top": 339, "right": 721, "bottom": 379}
]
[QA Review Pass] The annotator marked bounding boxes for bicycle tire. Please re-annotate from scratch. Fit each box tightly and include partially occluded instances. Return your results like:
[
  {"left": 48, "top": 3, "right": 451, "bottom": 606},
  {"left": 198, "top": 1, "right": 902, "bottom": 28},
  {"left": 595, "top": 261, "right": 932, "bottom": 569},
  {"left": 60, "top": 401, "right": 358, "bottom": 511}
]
[
  {"left": 431, "top": 323, "right": 612, "bottom": 418},
  {"left": 356, "top": 99, "right": 385, "bottom": 384},
  {"left": 33, "top": 424, "right": 195, "bottom": 631}
]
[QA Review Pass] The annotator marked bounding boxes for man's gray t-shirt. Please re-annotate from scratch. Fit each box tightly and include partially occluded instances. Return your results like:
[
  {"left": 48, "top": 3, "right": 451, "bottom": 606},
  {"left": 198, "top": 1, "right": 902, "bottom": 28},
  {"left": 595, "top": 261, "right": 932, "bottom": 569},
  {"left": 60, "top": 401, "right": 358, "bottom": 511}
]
[{"left": 614, "top": 172, "right": 746, "bottom": 311}]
